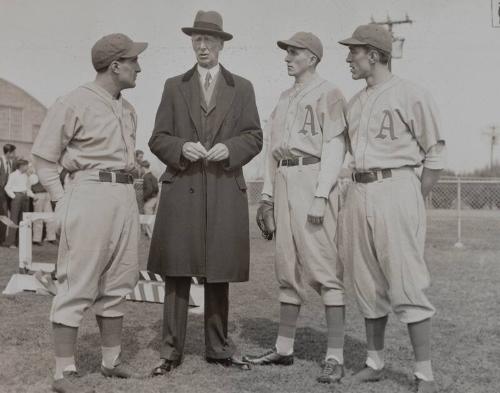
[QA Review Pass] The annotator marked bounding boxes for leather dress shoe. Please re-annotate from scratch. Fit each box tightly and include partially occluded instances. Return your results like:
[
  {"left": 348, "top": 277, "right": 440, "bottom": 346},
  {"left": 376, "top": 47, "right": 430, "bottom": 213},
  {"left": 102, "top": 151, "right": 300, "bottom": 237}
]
[
  {"left": 317, "top": 358, "right": 345, "bottom": 384},
  {"left": 206, "top": 355, "right": 251, "bottom": 370},
  {"left": 243, "top": 349, "right": 294, "bottom": 366},
  {"left": 351, "top": 366, "right": 384, "bottom": 383},
  {"left": 52, "top": 371, "right": 95, "bottom": 393},
  {"left": 415, "top": 378, "right": 439, "bottom": 393},
  {"left": 150, "top": 359, "right": 181, "bottom": 377}
]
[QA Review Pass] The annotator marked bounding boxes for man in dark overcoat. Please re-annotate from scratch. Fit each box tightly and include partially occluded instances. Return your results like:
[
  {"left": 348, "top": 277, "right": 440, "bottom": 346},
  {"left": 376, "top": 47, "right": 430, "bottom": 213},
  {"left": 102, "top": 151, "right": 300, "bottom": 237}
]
[{"left": 148, "top": 10, "right": 262, "bottom": 374}]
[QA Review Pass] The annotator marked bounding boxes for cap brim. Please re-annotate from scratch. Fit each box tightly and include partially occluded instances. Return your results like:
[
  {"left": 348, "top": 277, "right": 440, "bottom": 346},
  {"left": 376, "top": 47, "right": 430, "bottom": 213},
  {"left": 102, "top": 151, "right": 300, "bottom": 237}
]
[
  {"left": 121, "top": 42, "right": 148, "bottom": 58},
  {"left": 181, "top": 27, "right": 233, "bottom": 41},
  {"left": 277, "top": 39, "right": 307, "bottom": 51},
  {"left": 338, "top": 37, "right": 366, "bottom": 46}
]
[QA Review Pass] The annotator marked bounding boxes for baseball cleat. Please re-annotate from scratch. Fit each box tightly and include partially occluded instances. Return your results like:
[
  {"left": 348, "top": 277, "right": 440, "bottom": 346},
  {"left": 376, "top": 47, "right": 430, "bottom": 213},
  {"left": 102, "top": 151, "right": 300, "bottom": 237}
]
[
  {"left": 317, "top": 358, "right": 345, "bottom": 383},
  {"left": 415, "top": 378, "right": 439, "bottom": 393},
  {"left": 243, "top": 349, "right": 294, "bottom": 366},
  {"left": 52, "top": 371, "right": 95, "bottom": 393},
  {"left": 351, "top": 365, "right": 384, "bottom": 383},
  {"left": 100, "top": 362, "right": 144, "bottom": 379}
]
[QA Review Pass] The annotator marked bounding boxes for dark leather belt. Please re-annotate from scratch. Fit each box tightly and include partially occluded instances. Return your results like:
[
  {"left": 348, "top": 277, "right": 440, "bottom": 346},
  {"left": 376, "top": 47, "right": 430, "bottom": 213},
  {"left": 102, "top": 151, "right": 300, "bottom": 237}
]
[
  {"left": 98, "top": 171, "right": 134, "bottom": 184},
  {"left": 278, "top": 156, "right": 320, "bottom": 167},
  {"left": 352, "top": 169, "right": 392, "bottom": 183}
]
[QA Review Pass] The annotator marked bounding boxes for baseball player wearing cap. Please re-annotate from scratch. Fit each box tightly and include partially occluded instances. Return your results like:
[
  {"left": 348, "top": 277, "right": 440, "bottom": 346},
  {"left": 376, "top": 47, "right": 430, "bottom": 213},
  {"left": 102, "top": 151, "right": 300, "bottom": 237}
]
[
  {"left": 32, "top": 33, "right": 147, "bottom": 393},
  {"left": 245, "top": 32, "right": 347, "bottom": 384},
  {"left": 338, "top": 25, "right": 446, "bottom": 393}
]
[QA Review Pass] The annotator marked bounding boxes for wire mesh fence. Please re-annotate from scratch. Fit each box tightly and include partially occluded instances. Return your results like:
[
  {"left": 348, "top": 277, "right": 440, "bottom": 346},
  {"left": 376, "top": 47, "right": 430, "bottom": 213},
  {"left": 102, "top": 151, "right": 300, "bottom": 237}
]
[{"left": 246, "top": 176, "right": 500, "bottom": 247}]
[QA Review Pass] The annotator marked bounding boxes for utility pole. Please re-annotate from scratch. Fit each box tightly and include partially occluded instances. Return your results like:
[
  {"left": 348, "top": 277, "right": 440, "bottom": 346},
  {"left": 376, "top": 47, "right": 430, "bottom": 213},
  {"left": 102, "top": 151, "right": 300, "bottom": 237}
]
[
  {"left": 483, "top": 125, "right": 499, "bottom": 169},
  {"left": 370, "top": 13, "right": 413, "bottom": 70}
]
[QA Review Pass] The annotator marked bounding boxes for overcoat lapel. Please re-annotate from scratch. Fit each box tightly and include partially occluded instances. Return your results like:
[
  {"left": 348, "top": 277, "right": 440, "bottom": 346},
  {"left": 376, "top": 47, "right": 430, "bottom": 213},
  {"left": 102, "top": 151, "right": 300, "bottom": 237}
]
[
  {"left": 210, "top": 65, "right": 235, "bottom": 144},
  {"left": 179, "top": 65, "right": 202, "bottom": 139}
]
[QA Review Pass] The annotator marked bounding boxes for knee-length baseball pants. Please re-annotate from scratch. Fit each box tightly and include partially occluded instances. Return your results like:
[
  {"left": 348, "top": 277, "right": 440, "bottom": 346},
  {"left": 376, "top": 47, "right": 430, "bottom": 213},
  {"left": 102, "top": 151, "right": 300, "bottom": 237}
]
[
  {"left": 340, "top": 168, "right": 435, "bottom": 324},
  {"left": 50, "top": 173, "right": 140, "bottom": 327},
  {"left": 274, "top": 162, "right": 344, "bottom": 306}
]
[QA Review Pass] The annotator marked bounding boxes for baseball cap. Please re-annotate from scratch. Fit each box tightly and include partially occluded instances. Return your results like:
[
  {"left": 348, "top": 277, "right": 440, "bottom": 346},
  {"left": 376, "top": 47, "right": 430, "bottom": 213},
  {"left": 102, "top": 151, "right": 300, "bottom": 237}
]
[
  {"left": 277, "top": 32, "right": 323, "bottom": 61},
  {"left": 338, "top": 24, "right": 392, "bottom": 54},
  {"left": 91, "top": 33, "right": 148, "bottom": 71}
]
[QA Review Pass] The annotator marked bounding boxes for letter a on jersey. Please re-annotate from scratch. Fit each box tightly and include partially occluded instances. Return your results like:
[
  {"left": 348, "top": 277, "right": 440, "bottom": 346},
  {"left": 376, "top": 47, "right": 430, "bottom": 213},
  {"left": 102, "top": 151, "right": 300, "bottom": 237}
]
[
  {"left": 375, "top": 110, "right": 398, "bottom": 140},
  {"left": 299, "top": 105, "right": 318, "bottom": 136}
]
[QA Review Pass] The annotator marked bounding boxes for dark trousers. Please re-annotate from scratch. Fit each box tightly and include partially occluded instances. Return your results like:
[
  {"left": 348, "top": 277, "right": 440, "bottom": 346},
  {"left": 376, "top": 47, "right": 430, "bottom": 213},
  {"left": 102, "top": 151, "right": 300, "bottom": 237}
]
[
  {"left": 161, "top": 276, "right": 236, "bottom": 361},
  {"left": 4, "top": 193, "right": 29, "bottom": 246},
  {"left": 0, "top": 193, "right": 8, "bottom": 244}
]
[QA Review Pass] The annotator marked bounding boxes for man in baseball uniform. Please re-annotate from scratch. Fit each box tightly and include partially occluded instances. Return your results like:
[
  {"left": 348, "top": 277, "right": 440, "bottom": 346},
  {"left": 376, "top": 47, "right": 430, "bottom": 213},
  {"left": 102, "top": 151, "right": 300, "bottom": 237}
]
[
  {"left": 245, "top": 32, "right": 347, "bottom": 384},
  {"left": 338, "top": 25, "right": 445, "bottom": 393},
  {"left": 32, "top": 33, "right": 147, "bottom": 393}
]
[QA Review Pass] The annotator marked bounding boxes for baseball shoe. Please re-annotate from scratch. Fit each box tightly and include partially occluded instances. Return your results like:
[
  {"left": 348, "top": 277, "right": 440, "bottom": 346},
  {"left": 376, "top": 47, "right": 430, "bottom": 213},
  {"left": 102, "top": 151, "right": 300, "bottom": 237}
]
[
  {"left": 100, "top": 362, "right": 144, "bottom": 379},
  {"left": 415, "top": 378, "right": 439, "bottom": 393},
  {"left": 206, "top": 355, "right": 251, "bottom": 370},
  {"left": 52, "top": 371, "right": 95, "bottom": 393},
  {"left": 351, "top": 366, "right": 384, "bottom": 383},
  {"left": 243, "top": 349, "right": 294, "bottom": 366},
  {"left": 317, "top": 358, "right": 345, "bottom": 384},
  {"left": 150, "top": 359, "right": 181, "bottom": 377}
]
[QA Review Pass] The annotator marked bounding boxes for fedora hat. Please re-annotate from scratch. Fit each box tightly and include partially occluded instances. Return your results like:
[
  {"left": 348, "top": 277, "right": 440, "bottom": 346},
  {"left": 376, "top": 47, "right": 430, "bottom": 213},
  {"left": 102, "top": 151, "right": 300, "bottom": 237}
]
[{"left": 182, "top": 10, "right": 233, "bottom": 41}]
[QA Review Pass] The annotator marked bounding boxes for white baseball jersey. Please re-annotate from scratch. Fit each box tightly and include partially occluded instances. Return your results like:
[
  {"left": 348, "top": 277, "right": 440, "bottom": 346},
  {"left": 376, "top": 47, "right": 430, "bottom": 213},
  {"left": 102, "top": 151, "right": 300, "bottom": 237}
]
[
  {"left": 262, "top": 74, "right": 347, "bottom": 199},
  {"left": 346, "top": 75, "right": 445, "bottom": 171}
]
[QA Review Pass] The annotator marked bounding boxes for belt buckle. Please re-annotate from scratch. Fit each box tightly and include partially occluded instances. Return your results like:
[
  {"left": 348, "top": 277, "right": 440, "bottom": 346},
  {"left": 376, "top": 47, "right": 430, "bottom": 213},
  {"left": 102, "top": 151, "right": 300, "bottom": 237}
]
[
  {"left": 376, "top": 170, "right": 383, "bottom": 182},
  {"left": 110, "top": 172, "right": 117, "bottom": 183}
]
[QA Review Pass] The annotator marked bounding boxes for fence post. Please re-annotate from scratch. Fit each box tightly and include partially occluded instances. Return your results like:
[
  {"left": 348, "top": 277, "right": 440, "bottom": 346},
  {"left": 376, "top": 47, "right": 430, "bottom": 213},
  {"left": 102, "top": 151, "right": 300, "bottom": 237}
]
[{"left": 454, "top": 176, "right": 464, "bottom": 248}]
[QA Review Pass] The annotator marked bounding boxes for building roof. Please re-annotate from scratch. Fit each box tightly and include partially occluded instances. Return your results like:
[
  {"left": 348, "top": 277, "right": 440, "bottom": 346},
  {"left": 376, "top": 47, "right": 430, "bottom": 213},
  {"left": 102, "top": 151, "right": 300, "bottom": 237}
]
[{"left": 0, "top": 78, "right": 47, "bottom": 111}]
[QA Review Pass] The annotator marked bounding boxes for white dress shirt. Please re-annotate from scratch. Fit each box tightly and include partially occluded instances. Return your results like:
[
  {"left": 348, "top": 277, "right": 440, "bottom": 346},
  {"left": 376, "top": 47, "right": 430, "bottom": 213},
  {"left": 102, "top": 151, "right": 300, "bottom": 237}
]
[
  {"left": 5, "top": 170, "right": 35, "bottom": 199},
  {"left": 197, "top": 63, "right": 220, "bottom": 88}
]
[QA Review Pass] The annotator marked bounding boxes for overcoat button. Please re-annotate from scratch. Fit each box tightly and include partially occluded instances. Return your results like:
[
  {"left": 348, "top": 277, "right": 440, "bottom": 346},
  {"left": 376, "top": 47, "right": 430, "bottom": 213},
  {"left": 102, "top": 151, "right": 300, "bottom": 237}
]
[{"left": 189, "top": 188, "right": 194, "bottom": 193}]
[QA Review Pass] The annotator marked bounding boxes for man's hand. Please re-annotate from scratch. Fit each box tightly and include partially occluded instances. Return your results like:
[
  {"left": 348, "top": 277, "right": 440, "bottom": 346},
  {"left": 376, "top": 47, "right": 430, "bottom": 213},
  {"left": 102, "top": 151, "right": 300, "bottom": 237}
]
[
  {"left": 206, "top": 143, "right": 229, "bottom": 162},
  {"left": 182, "top": 142, "right": 208, "bottom": 162},
  {"left": 307, "top": 197, "right": 327, "bottom": 225},
  {"left": 421, "top": 167, "right": 443, "bottom": 199}
]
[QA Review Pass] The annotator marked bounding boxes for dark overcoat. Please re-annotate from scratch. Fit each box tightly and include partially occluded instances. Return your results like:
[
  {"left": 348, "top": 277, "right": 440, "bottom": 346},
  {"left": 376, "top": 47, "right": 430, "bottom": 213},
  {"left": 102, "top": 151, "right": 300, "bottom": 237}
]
[{"left": 147, "top": 65, "right": 262, "bottom": 282}]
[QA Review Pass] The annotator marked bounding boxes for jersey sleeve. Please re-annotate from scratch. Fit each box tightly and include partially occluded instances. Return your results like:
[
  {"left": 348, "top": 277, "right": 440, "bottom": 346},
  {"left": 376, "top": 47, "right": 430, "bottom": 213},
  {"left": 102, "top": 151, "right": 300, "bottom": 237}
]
[
  {"left": 318, "top": 87, "right": 348, "bottom": 142},
  {"left": 406, "top": 87, "right": 446, "bottom": 170},
  {"left": 314, "top": 87, "right": 347, "bottom": 198},
  {"left": 261, "top": 108, "right": 279, "bottom": 201},
  {"left": 32, "top": 98, "right": 81, "bottom": 163},
  {"left": 407, "top": 87, "right": 445, "bottom": 150}
]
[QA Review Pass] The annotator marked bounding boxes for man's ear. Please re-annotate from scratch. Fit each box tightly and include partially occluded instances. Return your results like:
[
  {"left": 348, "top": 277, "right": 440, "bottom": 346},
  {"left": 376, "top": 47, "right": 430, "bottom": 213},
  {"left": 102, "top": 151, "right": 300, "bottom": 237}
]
[
  {"left": 109, "top": 60, "right": 121, "bottom": 74},
  {"left": 368, "top": 49, "right": 378, "bottom": 65}
]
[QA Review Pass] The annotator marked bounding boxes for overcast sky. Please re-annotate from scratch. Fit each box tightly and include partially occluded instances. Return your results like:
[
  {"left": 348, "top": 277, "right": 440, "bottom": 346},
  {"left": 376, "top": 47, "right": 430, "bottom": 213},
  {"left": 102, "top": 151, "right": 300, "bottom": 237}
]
[{"left": 1, "top": 0, "right": 500, "bottom": 173}]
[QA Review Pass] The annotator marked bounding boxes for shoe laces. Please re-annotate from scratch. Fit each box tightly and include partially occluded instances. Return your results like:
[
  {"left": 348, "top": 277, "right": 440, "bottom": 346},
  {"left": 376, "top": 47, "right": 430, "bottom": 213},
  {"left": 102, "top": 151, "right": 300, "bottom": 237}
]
[{"left": 322, "top": 359, "right": 338, "bottom": 375}]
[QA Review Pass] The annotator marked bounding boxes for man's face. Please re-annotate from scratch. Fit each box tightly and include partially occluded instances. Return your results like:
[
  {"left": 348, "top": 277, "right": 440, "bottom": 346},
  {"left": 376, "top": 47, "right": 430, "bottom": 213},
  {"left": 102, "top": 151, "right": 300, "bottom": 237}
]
[
  {"left": 191, "top": 34, "right": 223, "bottom": 68},
  {"left": 6, "top": 151, "right": 15, "bottom": 160},
  {"left": 285, "top": 47, "right": 316, "bottom": 78},
  {"left": 136, "top": 153, "right": 144, "bottom": 162},
  {"left": 346, "top": 46, "right": 373, "bottom": 80},
  {"left": 114, "top": 57, "right": 142, "bottom": 89}
]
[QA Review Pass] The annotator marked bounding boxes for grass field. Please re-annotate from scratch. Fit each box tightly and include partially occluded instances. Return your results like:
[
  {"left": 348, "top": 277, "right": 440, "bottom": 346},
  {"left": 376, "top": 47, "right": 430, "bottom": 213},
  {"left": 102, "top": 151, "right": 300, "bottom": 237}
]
[{"left": 0, "top": 207, "right": 499, "bottom": 393}]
